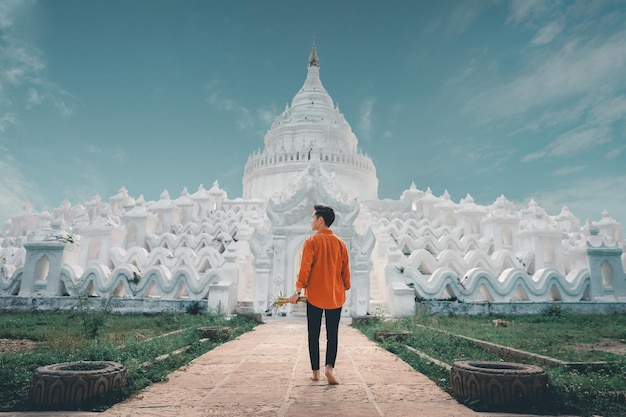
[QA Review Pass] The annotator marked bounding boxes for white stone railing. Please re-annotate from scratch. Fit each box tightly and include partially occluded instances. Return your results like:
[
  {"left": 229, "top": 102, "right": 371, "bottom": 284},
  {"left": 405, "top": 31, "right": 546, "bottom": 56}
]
[
  {"left": 388, "top": 265, "right": 594, "bottom": 303},
  {"left": 399, "top": 248, "right": 524, "bottom": 277},
  {"left": 396, "top": 234, "right": 490, "bottom": 256},
  {"left": 244, "top": 150, "right": 375, "bottom": 175},
  {"left": 0, "top": 242, "right": 240, "bottom": 313},
  {"left": 109, "top": 246, "right": 224, "bottom": 273},
  {"left": 145, "top": 232, "right": 218, "bottom": 252}
]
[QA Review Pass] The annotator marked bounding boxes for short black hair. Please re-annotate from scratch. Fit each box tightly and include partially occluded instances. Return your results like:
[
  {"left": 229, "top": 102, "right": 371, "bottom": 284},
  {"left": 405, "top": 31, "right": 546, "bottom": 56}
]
[{"left": 314, "top": 205, "right": 335, "bottom": 227}]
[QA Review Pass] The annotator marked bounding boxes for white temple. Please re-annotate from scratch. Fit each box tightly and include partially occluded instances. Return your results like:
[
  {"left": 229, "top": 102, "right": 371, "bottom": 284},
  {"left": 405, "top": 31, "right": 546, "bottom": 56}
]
[
  {"left": 243, "top": 45, "right": 377, "bottom": 202},
  {"left": 1, "top": 44, "right": 625, "bottom": 316}
]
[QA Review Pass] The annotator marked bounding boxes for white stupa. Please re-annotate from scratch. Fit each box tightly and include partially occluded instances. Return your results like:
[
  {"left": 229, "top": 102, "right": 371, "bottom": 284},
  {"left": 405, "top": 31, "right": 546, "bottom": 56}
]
[{"left": 243, "top": 43, "right": 378, "bottom": 201}]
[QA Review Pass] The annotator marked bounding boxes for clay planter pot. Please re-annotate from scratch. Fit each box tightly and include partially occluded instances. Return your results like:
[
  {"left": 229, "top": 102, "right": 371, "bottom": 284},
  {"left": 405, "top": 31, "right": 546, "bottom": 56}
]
[
  {"left": 29, "top": 361, "right": 126, "bottom": 410},
  {"left": 198, "top": 326, "right": 233, "bottom": 341},
  {"left": 374, "top": 330, "right": 412, "bottom": 342},
  {"left": 450, "top": 361, "right": 548, "bottom": 411}
]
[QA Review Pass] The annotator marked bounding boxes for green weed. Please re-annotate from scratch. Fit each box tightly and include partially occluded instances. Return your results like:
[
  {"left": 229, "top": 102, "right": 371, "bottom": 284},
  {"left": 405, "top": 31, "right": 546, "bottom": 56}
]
[
  {"left": 353, "top": 310, "right": 626, "bottom": 416},
  {"left": 0, "top": 310, "right": 258, "bottom": 412}
]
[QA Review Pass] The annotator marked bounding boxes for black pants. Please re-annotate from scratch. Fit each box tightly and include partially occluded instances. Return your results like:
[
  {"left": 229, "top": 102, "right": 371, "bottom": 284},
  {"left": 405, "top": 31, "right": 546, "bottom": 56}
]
[{"left": 306, "top": 302, "right": 342, "bottom": 371}]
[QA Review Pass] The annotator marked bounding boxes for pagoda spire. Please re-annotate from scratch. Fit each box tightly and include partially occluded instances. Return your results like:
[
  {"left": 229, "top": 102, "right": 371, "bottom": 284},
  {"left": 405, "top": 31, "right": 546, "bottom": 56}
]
[{"left": 308, "top": 39, "right": 319, "bottom": 67}]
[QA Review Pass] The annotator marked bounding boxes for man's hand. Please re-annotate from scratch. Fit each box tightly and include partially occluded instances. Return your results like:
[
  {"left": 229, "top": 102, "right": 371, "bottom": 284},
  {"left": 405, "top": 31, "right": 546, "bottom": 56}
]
[{"left": 289, "top": 292, "right": 300, "bottom": 304}]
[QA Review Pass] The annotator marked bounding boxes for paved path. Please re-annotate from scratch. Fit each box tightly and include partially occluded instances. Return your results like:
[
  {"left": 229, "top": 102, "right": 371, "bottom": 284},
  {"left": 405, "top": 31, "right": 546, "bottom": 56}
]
[
  {"left": 105, "top": 316, "right": 477, "bottom": 417},
  {"left": 4, "top": 316, "right": 480, "bottom": 417}
]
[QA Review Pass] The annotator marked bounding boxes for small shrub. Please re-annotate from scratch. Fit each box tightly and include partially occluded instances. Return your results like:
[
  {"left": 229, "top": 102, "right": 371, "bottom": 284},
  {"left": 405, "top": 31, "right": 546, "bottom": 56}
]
[
  {"left": 542, "top": 303, "right": 563, "bottom": 317},
  {"left": 71, "top": 295, "right": 116, "bottom": 340},
  {"left": 185, "top": 301, "right": 203, "bottom": 315}
]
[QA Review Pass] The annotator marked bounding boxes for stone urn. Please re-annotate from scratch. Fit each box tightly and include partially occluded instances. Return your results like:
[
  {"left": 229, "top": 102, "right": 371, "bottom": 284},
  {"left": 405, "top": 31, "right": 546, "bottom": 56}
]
[
  {"left": 29, "top": 361, "right": 126, "bottom": 410},
  {"left": 450, "top": 361, "right": 548, "bottom": 411},
  {"left": 198, "top": 326, "right": 233, "bottom": 341}
]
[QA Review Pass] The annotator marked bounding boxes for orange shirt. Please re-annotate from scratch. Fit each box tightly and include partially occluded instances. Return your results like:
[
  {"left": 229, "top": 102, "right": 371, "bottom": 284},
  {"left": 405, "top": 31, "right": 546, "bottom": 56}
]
[{"left": 296, "top": 229, "right": 350, "bottom": 309}]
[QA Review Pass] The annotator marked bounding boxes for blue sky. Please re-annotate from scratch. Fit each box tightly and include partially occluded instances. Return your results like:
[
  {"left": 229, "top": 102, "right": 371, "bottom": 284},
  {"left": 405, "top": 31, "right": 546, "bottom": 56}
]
[{"left": 0, "top": 0, "right": 625, "bottom": 227}]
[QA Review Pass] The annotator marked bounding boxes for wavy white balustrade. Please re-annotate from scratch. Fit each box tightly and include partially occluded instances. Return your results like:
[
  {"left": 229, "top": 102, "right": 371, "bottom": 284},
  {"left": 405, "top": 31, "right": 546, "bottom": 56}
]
[
  {"left": 399, "top": 264, "right": 592, "bottom": 303},
  {"left": 57, "top": 263, "right": 228, "bottom": 300}
]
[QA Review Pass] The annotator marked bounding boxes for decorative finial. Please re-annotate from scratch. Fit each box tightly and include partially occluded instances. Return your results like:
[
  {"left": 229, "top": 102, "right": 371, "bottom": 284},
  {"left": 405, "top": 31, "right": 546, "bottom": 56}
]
[{"left": 308, "top": 38, "right": 319, "bottom": 67}]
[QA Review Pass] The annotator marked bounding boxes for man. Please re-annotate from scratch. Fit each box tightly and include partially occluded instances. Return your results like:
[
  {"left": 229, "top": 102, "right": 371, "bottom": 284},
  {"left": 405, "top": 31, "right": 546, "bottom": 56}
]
[{"left": 289, "top": 205, "right": 350, "bottom": 385}]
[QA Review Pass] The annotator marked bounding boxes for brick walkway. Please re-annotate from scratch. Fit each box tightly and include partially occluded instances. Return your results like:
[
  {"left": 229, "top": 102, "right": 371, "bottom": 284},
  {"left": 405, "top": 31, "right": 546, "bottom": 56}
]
[{"left": 4, "top": 316, "right": 482, "bottom": 417}]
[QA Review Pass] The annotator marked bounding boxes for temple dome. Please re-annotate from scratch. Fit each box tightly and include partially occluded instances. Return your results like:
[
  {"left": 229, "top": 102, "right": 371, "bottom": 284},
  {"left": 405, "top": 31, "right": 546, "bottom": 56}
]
[
  {"left": 289, "top": 47, "right": 334, "bottom": 110},
  {"left": 243, "top": 43, "right": 378, "bottom": 201}
]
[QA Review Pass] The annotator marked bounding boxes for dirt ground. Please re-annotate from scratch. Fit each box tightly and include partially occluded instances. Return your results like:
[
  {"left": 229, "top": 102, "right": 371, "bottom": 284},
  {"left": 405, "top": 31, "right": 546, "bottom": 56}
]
[
  {"left": 0, "top": 338, "right": 37, "bottom": 354},
  {"left": 571, "top": 338, "right": 626, "bottom": 355}
]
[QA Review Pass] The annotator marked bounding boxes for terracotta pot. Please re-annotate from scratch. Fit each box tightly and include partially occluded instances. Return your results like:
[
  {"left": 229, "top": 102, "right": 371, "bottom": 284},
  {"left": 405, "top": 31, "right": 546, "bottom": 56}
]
[
  {"left": 29, "top": 361, "right": 126, "bottom": 410},
  {"left": 450, "top": 361, "right": 548, "bottom": 410}
]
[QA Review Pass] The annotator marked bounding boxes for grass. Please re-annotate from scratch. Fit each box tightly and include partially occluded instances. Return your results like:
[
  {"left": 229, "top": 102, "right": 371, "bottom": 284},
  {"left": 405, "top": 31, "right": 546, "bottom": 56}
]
[
  {"left": 353, "top": 306, "right": 626, "bottom": 417},
  {"left": 0, "top": 309, "right": 259, "bottom": 411}
]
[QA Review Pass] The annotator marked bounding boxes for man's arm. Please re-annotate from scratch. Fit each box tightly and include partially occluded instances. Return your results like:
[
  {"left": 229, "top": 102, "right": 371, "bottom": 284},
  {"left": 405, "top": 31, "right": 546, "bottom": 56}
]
[
  {"left": 290, "top": 240, "right": 314, "bottom": 304},
  {"left": 341, "top": 243, "right": 351, "bottom": 291},
  {"left": 296, "top": 240, "right": 315, "bottom": 291}
]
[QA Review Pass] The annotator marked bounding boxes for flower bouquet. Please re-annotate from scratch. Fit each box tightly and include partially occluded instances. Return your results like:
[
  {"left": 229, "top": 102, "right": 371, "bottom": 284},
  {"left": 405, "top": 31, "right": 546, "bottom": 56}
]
[
  {"left": 271, "top": 291, "right": 307, "bottom": 311},
  {"left": 272, "top": 292, "right": 290, "bottom": 310}
]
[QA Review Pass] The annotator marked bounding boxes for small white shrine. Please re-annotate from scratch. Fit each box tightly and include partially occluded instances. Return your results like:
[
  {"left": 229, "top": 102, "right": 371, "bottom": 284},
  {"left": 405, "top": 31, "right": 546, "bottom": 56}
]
[{"left": 1, "top": 45, "right": 625, "bottom": 316}]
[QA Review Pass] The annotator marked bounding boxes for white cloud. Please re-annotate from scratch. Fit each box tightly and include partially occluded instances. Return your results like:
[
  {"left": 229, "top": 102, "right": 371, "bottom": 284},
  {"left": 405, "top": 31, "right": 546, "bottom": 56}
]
[
  {"left": 588, "top": 95, "right": 626, "bottom": 124},
  {"left": 206, "top": 82, "right": 276, "bottom": 131},
  {"left": 358, "top": 98, "right": 374, "bottom": 141},
  {"left": 0, "top": 112, "right": 16, "bottom": 133},
  {"left": 53, "top": 96, "right": 73, "bottom": 117},
  {"left": 257, "top": 104, "right": 279, "bottom": 125},
  {"left": 85, "top": 144, "right": 127, "bottom": 167},
  {"left": 3, "top": 41, "right": 45, "bottom": 78},
  {"left": 528, "top": 94, "right": 594, "bottom": 130},
  {"left": 110, "top": 149, "right": 128, "bottom": 166},
  {"left": 0, "top": 0, "right": 74, "bottom": 129},
  {"left": 207, "top": 89, "right": 253, "bottom": 129},
  {"left": 26, "top": 87, "right": 40, "bottom": 105},
  {"left": 605, "top": 145, "right": 626, "bottom": 160},
  {"left": 475, "top": 155, "right": 511, "bottom": 174},
  {"left": 451, "top": 142, "right": 483, "bottom": 160},
  {"left": 530, "top": 19, "right": 564, "bottom": 45},
  {"left": 521, "top": 150, "right": 546, "bottom": 163},
  {"left": 444, "top": 1, "right": 491, "bottom": 36},
  {"left": 552, "top": 165, "right": 586, "bottom": 176},
  {"left": 0, "top": 0, "right": 34, "bottom": 30},
  {"left": 470, "top": 24, "right": 626, "bottom": 164},
  {"left": 529, "top": 175, "right": 626, "bottom": 223},
  {"left": 446, "top": 55, "right": 484, "bottom": 86},
  {"left": 548, "top": 125, "right": 611, "bottom": 157},
  {"left": 520, "top": 93, "right": 626, "bottom": 161},
  {"left": 5, "top": 67, "right": 24, "bottom": 84},
  {"left": 467, "top": 31, "right": 626, "bottom": 124},
  {"left": 506, "top": 0, "right": 551, "bottom": 25},
  {"left": 23, "top": 83, "right": 74, "bottom": 117},
  {"left": 0, "top": 150, "right": 43, "bottom": 224},
  {"left": 0, "top": 3, "right": 13, "bottom": 29}
]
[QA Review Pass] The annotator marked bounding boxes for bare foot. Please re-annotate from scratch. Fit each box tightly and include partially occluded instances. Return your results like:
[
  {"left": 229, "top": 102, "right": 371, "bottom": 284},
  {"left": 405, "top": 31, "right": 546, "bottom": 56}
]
[
  {"left": 325, "top": 365, "right": 339, "bottom": 385},
  {"left": 311, "top": 370, "right": 320, "bottom": 381}
]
